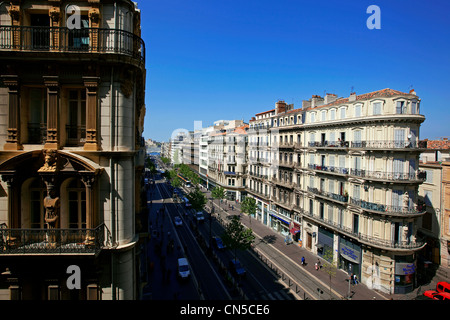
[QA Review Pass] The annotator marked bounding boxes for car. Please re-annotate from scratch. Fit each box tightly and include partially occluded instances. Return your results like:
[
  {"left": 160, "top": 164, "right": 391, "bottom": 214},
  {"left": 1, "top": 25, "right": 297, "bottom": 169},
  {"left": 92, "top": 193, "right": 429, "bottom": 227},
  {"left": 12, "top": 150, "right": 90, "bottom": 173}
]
[
  {"left": 423, "top": 290, "right": 450, "bottom": 300},
  {"left": 174, "top": 216, "right": 182, "bottom": 226},
  {"left": 213, "top": 236, "right": 226, "bottom": 250},
  {"left": 436, "top": 281, "right": 450, "bottom": 294},
  {"left": 183, "top": 197, "right": 191, "bottom": 208},
  {"left": 229, "top": 259, "right": 246, "bottom": 277},
  {"left": 177, "top": 258, "right": 190, "bottom": 280},
  {"left": 196, "top": 211, "right": 205, "bottom": 222}
]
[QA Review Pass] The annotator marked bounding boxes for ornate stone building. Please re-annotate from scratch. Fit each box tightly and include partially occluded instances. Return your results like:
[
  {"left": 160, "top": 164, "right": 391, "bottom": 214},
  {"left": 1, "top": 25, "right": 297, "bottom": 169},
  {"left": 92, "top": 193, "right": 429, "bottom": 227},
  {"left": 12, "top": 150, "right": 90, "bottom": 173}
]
[
  {"left": 247, "top": 89, "right": 427, "bottom": 294},
  {"left": 0, "top": 0, "right": 146, "bottom": 300}
]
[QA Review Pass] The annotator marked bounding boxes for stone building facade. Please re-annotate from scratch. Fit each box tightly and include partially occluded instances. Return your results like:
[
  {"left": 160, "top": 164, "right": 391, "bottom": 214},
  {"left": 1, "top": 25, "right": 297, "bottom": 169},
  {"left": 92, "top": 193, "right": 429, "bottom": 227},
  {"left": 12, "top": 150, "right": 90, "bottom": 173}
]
[{"left": 0, "top": 0, "right": 146, "bottom": 300}]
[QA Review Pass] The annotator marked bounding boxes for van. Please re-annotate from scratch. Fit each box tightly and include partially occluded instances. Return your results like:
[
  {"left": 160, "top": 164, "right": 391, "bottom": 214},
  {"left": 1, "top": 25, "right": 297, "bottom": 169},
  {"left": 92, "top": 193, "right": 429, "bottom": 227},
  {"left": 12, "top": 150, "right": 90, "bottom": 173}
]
[{"left": 177, "top": 258, "right": 190, "bottom": 279}]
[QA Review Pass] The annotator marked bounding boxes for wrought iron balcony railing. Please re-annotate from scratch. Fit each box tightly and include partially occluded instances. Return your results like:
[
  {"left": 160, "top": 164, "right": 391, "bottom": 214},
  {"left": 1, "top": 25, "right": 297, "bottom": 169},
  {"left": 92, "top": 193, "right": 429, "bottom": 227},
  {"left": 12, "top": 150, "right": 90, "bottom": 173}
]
[
  {"left": 0, "top": 26, "right": 145, "bottom": 63},
  {"left": 0, "top": 224, "right": 106, "bottom": 255}
]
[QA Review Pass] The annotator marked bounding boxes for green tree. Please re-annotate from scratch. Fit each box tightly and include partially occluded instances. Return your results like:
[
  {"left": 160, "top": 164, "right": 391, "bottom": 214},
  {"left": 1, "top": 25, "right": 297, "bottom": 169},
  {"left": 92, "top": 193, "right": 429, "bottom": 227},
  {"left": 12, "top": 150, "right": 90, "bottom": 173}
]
[
  {"left": 161, "top": 157, "right": 170, "bottom": 165},
  {"left": 221, "top": 215, "right": 255, "bottom": 261},
  {"left": 186, "top": 188, "right": 207, "bottom": 212},
  {"left": 211, "top": 186, "right": 226, "bottom": 209},
  {"left": 321, "top": 248, "right": 337, "bottom": 299},
  {"left": 240, "top": 197, "right": 257, "bottom": 226}
]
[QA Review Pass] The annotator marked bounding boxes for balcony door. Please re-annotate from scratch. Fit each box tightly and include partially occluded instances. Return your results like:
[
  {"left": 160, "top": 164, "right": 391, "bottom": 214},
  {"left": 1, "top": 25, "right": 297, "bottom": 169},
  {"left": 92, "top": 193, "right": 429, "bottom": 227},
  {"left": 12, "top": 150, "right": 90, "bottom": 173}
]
[{"left": 30, "top": 14, "right": 50, "bottom": 50}]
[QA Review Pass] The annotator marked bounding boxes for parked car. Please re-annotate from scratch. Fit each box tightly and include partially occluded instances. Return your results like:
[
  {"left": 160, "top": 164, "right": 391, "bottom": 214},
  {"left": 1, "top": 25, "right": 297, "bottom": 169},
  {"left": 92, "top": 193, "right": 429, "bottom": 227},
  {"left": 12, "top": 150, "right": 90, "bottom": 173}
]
[
  {"left": 213, "top": 236, "right": 226, "bottom": 250},
  {"left": 423, "top": 290, "right": 450, "bottom": 300},
  {"left": 436, "top": 281, "right": 450, "bottom": 294},
  {"left": 229, "top": 259, "right": 246, "bottom": 277},
  {"left": 196, "top": 211, "right": 205, "bottom": 222},
  {"left": 174, "top": 216, "right": 182, "bottom": 226},
  {"left": 177, "top": 258, "right": 190, "bottom": 280}
]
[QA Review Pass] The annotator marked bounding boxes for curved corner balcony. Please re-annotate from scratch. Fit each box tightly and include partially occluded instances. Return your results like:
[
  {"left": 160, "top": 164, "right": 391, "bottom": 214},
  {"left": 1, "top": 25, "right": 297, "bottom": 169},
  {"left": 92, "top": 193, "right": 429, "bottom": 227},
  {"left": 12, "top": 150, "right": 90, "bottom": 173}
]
[
  {"left": 0, "top": 224, "right": 106, "bottom": 255},
  {"left": 0, "top": 25, "right": 145, "bottom": 65}
]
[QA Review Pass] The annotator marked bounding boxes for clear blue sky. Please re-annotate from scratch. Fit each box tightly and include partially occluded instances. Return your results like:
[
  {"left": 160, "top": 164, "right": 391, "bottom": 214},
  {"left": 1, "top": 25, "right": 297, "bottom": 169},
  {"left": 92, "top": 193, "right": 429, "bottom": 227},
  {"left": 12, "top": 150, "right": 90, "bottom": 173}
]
[{"left": 139, "top": 0, "right": 450, "bottom": 142}]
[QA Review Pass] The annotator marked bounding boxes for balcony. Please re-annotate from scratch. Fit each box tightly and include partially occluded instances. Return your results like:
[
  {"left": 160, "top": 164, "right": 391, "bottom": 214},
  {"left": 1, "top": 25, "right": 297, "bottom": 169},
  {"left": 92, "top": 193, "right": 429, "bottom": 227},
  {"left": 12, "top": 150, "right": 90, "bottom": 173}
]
[
  {"left": 357, "top": 140, "right": 421, "bottom": 150},
  {"left": 349, "top": 197, "right": 426, "bottom": 216},
  {"left": 0, "top": 224, "right": 106, "bottom": 255},
  {"left": 66, "top": 125, "right": 86, "bottom": 146},
  {"left": 307, "top": 186, "right": 349, "bottom": 204},
  {"left": 27, "top": 123, "right": 47, "bottom": 144},
  {"left": 0, "top": 26, "right": 145, "bottom": 64},
  {"left": 349, "top": 169, "right": 427, "bottom": 183}
]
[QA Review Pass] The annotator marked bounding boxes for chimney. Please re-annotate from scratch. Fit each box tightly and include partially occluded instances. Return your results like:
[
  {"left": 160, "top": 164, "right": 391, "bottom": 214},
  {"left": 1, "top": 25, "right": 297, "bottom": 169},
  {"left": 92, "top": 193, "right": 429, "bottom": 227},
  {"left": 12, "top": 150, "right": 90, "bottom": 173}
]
[
  {"left": 409, "top": 89, "right": 416, "bottom": 95},
  {"left": 311, "top": 95, "right": 324, "bottom": 108},
  {"left": 349, "top": 92, "right": 356, "bottom": 102},
  {"left": 275, "top": 100, "right": 287, "bottom": 114},
  {"left": 324, "top": 93, "right": 338, "bottom": 104}
]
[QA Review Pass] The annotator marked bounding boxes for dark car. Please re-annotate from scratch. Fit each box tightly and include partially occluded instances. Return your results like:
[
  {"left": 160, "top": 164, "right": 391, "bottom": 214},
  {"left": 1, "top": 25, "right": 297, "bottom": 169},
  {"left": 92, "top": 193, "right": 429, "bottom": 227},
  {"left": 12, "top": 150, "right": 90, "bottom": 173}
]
[
  {"left": 229, "top": 259, "right": 246, "bottom": 277},
  {"left": 213, "top": 236, "right": 226, "bottom": 250}
]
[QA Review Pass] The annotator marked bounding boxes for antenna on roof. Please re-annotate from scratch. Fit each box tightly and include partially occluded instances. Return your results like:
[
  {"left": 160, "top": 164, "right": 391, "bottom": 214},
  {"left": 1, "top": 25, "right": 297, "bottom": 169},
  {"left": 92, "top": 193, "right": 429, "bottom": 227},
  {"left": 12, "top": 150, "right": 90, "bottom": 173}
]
[
  {"left": 408, "top": 85, "right": 413, "bottom": 91},
  {"left": 350, "top": 86, "right": 354, "bottom": 94}
]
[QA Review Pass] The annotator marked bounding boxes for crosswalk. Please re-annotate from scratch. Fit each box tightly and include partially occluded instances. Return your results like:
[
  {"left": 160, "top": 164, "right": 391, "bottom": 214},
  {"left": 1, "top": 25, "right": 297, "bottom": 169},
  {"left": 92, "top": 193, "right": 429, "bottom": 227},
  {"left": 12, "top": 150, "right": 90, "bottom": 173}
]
[{"left": 250, "top": 289, "right": 297, "bottom": 300}]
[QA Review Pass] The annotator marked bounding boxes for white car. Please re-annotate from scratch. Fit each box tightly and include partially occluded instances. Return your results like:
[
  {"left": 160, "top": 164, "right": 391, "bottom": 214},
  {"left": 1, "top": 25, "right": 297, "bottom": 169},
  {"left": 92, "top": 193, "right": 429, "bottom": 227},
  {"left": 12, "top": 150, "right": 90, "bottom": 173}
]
[
  {"left": 196, "top": 211, "right": 205, "bottom": 222},
  {"left": 177, "top": 258, "right": 190, "bottom": 279},
  {"left": 174, "top": 216, "right": 182, "bottom": 226}
]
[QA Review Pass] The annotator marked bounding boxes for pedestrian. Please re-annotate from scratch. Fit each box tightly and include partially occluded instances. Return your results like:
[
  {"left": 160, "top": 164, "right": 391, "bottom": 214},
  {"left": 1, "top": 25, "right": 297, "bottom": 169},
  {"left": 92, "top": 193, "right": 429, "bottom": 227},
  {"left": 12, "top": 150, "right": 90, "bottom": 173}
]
[
  {"left": 316, "top": 258, "right": 321, "bottom": 270},
  {"left": 315, "top": 262, "right": 319, "bottom": 270},
  {"left": 301, "top": 256, "right": 306, "bottom": 266}
]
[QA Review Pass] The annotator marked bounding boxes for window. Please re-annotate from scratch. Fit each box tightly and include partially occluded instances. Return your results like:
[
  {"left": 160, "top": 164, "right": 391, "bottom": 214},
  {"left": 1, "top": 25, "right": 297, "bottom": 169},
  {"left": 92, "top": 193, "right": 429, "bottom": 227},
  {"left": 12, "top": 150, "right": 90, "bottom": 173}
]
[
  {"left": 310, "top": 112, "right": 315, "bottom": 123},
  {"left": 424, "top": 190, "right": 433, "bottom": 206},
  {"left": 340, "top": 107, "right": 346, "bottom": 119},
  {"left": 373, "top": 102, "right": 381, "bottom": 115},
  {"left": 354, "top": 104, "right": 361, "bottom": 117},
  {"left": 67, "top": 89, "right": 86, "bottom": 146},
  {"left": 424, "top": 169, "right": 433, "bottom": 184},
  {"left": 68, "top": 180, "right": 87, "bottom": 229},
  {"left": 330, "top": 109, "right": 336, "bottom": 120},
  {"left": 321, "top": 111, "right": 326, "bottom": 121},
  {"left": 396, "top": 101, "right": 406, "bottom": 114},
  {"left": 28, "top": 87, "right": 47, "bottom": 144},
  {"left": 411, "top": 101, "right": 418, "bottom": 114}
]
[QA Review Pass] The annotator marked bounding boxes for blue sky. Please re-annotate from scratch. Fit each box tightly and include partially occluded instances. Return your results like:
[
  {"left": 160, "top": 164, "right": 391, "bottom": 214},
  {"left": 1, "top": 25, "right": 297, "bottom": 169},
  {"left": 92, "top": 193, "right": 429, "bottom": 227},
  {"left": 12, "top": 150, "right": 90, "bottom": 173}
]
[{"left": 139, "top": 0, "right": 450, "bottom": 142}]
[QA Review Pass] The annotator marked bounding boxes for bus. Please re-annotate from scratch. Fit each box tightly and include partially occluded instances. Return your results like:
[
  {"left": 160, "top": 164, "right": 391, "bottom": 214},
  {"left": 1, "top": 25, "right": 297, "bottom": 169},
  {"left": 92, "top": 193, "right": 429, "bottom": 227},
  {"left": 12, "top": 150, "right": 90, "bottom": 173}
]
[{"left": 177, "top": 174, "right": 191, "bottom": 188}]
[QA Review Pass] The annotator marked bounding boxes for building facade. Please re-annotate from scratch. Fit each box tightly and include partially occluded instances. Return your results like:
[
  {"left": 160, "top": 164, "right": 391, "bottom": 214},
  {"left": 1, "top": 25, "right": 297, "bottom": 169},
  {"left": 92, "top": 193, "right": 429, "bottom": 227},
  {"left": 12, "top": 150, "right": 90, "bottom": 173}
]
[
  {"left": 246, "top": 89, "right": 427, "bottom": 294},
  {"left": 0, "top": 0, "right": 146, "bottom": 300},
  {"left": 207, "top": 120, "right": 248, "bottom": 202}
]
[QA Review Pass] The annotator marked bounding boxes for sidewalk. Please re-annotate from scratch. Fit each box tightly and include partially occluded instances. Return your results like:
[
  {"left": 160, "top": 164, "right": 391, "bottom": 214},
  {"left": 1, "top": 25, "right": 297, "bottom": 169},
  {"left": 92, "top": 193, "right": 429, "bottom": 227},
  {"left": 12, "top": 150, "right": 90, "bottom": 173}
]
[{"left": 200, "top": 188, "right": 441, "bottom": 300}]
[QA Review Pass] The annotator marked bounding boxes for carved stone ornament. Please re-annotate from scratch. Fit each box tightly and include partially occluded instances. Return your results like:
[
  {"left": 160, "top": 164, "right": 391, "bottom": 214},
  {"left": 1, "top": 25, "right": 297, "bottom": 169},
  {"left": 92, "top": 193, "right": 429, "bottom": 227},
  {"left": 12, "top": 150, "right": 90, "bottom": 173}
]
[
  {"left": 8, "top": 5, "right": 20, "bottom": 21},
  {"left": 88, "top": 8, "right": 100, "bottom": 24},
  {"left": 49, "top": 7, "right": 61, "bottom": 23},
  {"left": 38, "top": 149, "right": 58, "bottom": 172}
]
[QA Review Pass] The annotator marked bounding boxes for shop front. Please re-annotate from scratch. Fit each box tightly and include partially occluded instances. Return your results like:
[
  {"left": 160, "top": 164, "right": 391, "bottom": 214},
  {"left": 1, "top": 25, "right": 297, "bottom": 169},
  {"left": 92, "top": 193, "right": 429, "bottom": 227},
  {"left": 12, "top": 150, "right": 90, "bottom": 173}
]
[
  {"left": 317, "top": 227, "right": 334, "bottom": 261},
  {"left": 289, "top": 221, "right": 301, "bottom": 244},
  {"left": 269, "top": 212, "right": 290, "bottom": 236},
  {"left": 338, "top": 237, "right": 362, "bottom": 280},
  {"left": 394, "top": 256, "right": 416, "bottom": 294}
]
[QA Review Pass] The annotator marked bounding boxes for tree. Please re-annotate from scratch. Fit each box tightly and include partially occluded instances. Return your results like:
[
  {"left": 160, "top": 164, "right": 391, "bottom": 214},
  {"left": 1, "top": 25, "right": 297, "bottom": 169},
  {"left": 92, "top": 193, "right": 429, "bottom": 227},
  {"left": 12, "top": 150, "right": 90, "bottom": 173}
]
[
  {"left": 221, "top": 215, "right": 255, "bottom": 261},
  {"left": 211, "top": 186, "right": 226, "bottom": 209},
  {"left": 321, "top": 248, "right": 337, "bottom": 299},
  {"left": 161, "top": 157, "right": 170, "bottom": 165},
  {"left": 240, "top": 197, "right": 257, "bottom": 226},
  {"left": 186, "top": 188, "right": 207, "bottom": 212}
]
